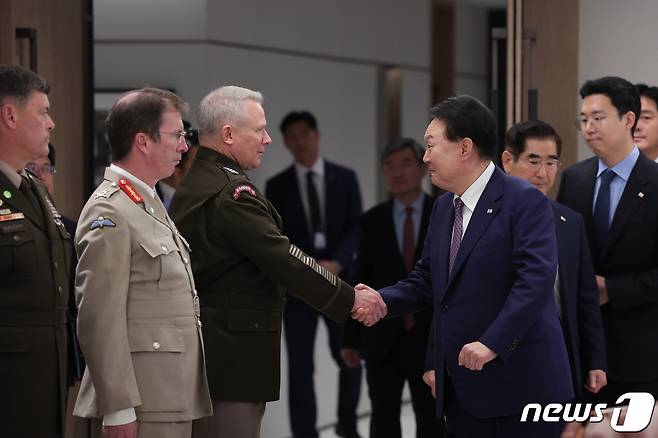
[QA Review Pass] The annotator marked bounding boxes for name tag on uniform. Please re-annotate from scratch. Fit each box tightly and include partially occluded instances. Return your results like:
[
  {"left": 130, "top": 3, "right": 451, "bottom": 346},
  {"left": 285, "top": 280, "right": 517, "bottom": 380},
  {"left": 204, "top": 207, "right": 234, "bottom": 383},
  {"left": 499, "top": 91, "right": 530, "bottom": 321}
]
[{"left": 314, "top": 232, "right": 326, "bottom": 251}]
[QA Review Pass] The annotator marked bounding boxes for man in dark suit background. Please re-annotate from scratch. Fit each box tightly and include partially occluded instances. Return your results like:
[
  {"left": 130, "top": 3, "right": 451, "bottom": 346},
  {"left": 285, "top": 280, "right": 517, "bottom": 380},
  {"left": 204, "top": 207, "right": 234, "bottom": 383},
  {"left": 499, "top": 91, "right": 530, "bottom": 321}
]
[
  {"left": 502, "top": 120, "right": 607, "bottom": 436},
  {"left": 558, "top": 76, "right": 658, "bottom": 403},
  {"left": 341, "top": 138, "right": 440, "bottom": 438},
  {"left": 265, "top": 111, "right": 363, "bottom": 438},
  {"left": 358, "top": 96, "right": 573, "bottom": 437}
]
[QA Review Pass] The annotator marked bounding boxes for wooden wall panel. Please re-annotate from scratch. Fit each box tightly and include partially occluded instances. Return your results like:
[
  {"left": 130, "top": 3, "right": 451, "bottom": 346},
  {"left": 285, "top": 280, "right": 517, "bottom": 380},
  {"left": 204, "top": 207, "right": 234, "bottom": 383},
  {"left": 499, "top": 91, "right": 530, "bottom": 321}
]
[
  {"left": 522, "top": 0, "right": 579, "bottom": 197},
  {"left": 1, "top": 0, "right": 86, "bottom": 218}
]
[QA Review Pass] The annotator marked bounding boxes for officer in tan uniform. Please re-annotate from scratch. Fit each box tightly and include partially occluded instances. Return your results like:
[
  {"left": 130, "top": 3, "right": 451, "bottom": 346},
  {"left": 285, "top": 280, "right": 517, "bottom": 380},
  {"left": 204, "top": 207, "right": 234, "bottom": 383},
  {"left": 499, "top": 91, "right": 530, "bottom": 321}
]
[
  {"left": 169, "top": 85, "right": 386, "bottom": 438},
  {"left": 73, "top": 88, "right": 212, "bottom": 438},
  {"left": 0, "top": 65, "right": 72, "bottom": 438}
]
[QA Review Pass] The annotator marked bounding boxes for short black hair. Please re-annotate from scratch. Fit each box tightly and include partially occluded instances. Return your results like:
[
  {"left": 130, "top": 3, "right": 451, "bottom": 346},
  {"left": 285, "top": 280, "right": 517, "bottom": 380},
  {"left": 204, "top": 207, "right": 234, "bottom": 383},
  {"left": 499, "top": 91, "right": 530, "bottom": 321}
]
[
  {"left": 505, "top": 120, "right": 562, "bottom": 158},
  {"left": 106, "top": 87, "right": 188, "bottom": 162},
  {"left": 429, "top": 95, "right": 497, "bottom": 160},
  {"left": 580, "top": 76, "right": 640, "bottom": 134},
  {"left": 380, "top": 137, "right": 424, "bottom": 165},
  {"left": 280, "top": 110, "right": 318, "bottom": 135},
  {"left": 0, "top": 65, "right": 50, "bottom": 105},
  {"left": 636, "top": 83, "right": 658, "bottom": 110}
]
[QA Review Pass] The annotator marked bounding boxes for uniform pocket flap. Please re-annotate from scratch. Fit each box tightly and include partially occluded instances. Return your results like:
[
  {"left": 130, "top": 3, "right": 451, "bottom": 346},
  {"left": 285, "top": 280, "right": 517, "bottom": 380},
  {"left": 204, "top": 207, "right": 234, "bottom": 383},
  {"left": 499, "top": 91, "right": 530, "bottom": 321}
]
[
  {"left": 128, "top": 326, "right": 185, "bottom": 352},
  {"left": 226, "top": 308, "right": 281, "bottom": 332},
  {"left": 0, "top": 328, "right": 33, "bottom": 352},
  {"left": 139, "top": 236, "right": 179, "bottom": 258}
]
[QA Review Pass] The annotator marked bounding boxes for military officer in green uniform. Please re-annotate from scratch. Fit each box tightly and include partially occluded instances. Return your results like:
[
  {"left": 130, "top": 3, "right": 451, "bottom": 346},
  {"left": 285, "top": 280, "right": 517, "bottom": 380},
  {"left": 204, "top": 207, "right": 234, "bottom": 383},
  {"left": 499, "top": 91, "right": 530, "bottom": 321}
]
[
  {"left": 73, "top": 88, "right": 212, "bottom": 438},
  {"left": 0, "top": 66, "right": 72, "bottom": 437},
  {"left": 169, "top": 85, "right": 386, "bottom": 438}
]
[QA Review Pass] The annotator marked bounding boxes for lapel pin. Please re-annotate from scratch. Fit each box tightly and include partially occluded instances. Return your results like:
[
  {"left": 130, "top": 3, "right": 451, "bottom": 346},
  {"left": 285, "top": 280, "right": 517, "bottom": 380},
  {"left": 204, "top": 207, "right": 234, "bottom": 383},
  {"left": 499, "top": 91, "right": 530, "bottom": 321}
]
[
  {"left": 149, "top": 206, "right": 155, "bottom": 215},
  {"left": 638, "top": 192, "right": 644, "bottom": 198},
  {"left": 486, "top": 208, "right": 493, "bottom": 214},
  {"left": 3, "top": 190, "right": 11, "bottom": 199},
  {"left": 560, "top": 215, "right": 566, "bottom": 222}
]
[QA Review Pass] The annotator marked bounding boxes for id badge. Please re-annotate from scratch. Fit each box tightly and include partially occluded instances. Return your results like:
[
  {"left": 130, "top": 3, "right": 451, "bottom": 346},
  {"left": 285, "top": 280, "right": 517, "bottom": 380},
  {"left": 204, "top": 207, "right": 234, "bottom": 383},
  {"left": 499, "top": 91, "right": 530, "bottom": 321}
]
[{"left": 314, "top": 232, "right": 327, "bottom": 250}]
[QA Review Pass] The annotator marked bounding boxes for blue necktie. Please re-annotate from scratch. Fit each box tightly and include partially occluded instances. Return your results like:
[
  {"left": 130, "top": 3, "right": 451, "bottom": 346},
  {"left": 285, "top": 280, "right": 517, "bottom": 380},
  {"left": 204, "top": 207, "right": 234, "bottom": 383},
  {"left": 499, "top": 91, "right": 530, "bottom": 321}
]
[{"left": 593, "top": 169, "right": 616, "bottom": 259}]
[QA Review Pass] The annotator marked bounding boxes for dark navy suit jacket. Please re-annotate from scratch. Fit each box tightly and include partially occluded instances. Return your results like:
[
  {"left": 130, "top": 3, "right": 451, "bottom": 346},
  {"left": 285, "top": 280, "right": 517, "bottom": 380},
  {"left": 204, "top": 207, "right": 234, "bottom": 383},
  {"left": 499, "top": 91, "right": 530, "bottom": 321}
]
[
  {"left": 551, "top": 201, "right": 606, "bottom": 398},
  {"left": 265, "top": 160, "right": 362, "bottom": 274},
  {"left": 380, "top": 167, "right": 574, "bottom": 419},
  {"left": 558, "top": 153, "right": 658, "bottom": 384}
]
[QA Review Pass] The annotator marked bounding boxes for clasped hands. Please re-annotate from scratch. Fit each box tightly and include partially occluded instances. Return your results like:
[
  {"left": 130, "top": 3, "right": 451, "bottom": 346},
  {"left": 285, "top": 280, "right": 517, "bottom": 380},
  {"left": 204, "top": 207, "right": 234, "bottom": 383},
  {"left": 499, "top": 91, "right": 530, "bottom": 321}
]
[{"left": 351, "top": 283, "right": 387, "bottom": 326}]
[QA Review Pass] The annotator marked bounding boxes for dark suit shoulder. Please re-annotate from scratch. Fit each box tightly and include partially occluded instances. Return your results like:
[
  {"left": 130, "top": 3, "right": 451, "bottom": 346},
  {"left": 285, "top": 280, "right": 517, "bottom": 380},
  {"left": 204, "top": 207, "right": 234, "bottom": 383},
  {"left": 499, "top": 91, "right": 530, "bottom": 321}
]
[
  {"left": 551, "top": 201, "right": 582, "bottom": 221},
  {"left": 361, "top": 200, "right": 392, "bottom": 224},
  {"left": 265, "top": 165, "right": 295, "bottom": 187},
  {"left": 562, "top": 156, "right": 598, "bottom": 177},
  {"left": 325, "top": 160, "right": 357, "bottom": 177}
]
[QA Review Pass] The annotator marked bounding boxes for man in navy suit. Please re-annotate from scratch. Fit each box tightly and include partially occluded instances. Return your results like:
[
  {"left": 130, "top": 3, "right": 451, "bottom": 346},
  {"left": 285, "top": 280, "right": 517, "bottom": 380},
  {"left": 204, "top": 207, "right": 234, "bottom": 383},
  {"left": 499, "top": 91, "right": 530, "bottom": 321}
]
[
  {"left": 502, "top": 120, "right": 607, "bottom": 435},
  {"left": 558, "top": 76, "right": 658, "bottom": 404},
  {"left": 358, "top": 96, "right": 573, "bottom": 437},
  {"left": 265, "top": 111, "right": 363, "bottom": 438},
  {"left": 342, "top": 138, "right": 441, "bottom": 438}
]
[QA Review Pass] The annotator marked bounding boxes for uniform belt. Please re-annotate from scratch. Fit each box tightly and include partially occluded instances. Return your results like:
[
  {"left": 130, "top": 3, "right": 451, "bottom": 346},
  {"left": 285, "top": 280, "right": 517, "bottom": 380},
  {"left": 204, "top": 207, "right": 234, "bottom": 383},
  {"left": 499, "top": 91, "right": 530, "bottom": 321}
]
[
  {"left": 200, "top": 292, "right": 286, "bottom": 312},
  {"left": 0, "top": 307, "right": 68, "bottom": 326}
]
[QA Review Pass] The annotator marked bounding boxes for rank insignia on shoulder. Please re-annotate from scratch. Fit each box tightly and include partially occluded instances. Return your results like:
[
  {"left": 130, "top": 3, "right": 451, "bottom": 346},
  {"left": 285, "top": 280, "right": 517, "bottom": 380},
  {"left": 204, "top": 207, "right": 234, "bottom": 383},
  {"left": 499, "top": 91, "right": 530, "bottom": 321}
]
[
  {"left": 90, "top": 216, "right": 116, "bottom": 230},
  {"left": 94, "top": 188, "right": 112, "bottom": 200},
  {"left": 118, "top": 179, "right": 143, "bottom": 204},
  {"left": 233, "top": 184, "right": 257, "bottom": 200},
  {"left": 223, "top": 166, "right": 239, "bottom": 175}
]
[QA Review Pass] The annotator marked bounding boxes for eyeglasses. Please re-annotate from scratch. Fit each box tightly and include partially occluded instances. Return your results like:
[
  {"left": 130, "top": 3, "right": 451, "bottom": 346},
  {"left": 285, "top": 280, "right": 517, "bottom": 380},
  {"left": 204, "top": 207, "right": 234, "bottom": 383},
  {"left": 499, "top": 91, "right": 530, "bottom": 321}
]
[
  {"left": 26, "top": 163, "right": 56, "bottom": 176},
  {"left": 576, "top": 115, "right": 607, "bottom": 131},
  {"left": 518, "top": 156, "right": 561, "bottom": 171},
  {"left": 159, "top": 130, "right": 188, "bottom": 143}
]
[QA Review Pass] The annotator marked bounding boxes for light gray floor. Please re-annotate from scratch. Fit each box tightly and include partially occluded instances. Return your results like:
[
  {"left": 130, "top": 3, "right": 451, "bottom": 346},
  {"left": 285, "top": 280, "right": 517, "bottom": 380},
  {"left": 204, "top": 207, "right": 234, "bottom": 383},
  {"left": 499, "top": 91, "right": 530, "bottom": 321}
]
[{"left": 318, "top": 402, "right": 417, "bottom": 438}]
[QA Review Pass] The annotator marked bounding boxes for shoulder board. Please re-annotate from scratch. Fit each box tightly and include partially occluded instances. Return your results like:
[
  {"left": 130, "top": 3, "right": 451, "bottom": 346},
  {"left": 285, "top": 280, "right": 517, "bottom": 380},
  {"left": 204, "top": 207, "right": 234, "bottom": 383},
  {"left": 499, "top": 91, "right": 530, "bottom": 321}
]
[
  {"left": 92, "top": 182, "right": 121, "bottom": 201},
  {"left": 117, "top": 178, "right": 143, "bottom": 204},
  {"left": 222, "top": 166, "right": 240, "bottom": 175}
]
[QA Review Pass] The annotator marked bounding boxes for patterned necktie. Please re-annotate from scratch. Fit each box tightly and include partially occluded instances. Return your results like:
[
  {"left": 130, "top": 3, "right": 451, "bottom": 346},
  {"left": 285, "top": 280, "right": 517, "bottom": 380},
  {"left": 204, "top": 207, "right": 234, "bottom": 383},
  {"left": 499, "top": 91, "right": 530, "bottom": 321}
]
[
  {"left": 402, "top": 205, "right": 415, "bottom": 272},
  {"left": 593, "top": 169, "right": 616, "bottom": 259},
  {"left": 449, "top": 197, "right": 464, "bottom": 274}
]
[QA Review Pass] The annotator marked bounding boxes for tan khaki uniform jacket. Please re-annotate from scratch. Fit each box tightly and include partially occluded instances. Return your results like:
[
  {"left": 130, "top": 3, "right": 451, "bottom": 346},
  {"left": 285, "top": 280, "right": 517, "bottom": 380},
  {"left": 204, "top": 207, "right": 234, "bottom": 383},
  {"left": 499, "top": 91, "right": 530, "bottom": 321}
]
[
  {"left": 169, "top": 148, "right": 355, "bottom": 402},
  {"left": 73, "top": 168, "right": 212, "bottom": 422}
]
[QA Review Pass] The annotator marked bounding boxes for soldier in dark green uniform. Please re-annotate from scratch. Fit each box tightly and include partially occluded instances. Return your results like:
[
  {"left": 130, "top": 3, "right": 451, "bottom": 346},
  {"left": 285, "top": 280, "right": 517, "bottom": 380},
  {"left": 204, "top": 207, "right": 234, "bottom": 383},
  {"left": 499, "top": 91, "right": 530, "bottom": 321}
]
[
  {"left": 169, "top": 85, "right": 386, "bottom": 438},
  {"left": 0, "top": 65, "right": 72, "bottom": 437}
]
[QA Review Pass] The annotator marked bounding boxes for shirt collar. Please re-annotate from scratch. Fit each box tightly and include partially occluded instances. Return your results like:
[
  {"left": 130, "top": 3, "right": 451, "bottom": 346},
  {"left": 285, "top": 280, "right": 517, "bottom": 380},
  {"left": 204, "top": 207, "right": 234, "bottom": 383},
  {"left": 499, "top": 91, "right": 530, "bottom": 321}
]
[
  {"left": 110, "top": 164, "right": 156, "bottom": 198},
  {"left": 294, "top": 157, "right": 325, "bottom": 178},
  {"left": 393, "top": 192, "right": 425, "bottom": 216},
  {"left": 0, "top": 160, "right": 22, "bottom": 188},
  {"left": 596, "top": 146, "right": 639, "bottom": 182},
  {"left": 455, "top": 161, "right": 495, "bottom": 212}
]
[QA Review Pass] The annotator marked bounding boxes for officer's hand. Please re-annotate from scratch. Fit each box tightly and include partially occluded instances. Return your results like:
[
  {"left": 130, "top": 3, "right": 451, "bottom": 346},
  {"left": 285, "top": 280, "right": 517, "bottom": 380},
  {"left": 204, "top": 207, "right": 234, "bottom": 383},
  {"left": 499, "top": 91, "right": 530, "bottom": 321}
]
[
  {"left": 422, "top": 370, "right": 436, "bottom": 398},
  {"left": 103, "top": 421, "right": 139, "bottom": 438},
  {"left": 352, "top": 284, "right": 387, "bottom": 326},
  {"left": 340, "top": 348, "right": 362, "bottom": 368}
]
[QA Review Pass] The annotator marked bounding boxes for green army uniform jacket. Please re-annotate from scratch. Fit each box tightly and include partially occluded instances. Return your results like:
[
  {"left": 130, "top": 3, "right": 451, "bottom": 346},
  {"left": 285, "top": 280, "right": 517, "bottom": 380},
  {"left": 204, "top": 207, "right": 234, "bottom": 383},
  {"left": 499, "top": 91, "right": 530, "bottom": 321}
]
[
  {"left": 0, "top": 169, "right": 71, "bottom": 437},
  {"left": 170, "top": 147, "right": 355, "bottom": 402}
]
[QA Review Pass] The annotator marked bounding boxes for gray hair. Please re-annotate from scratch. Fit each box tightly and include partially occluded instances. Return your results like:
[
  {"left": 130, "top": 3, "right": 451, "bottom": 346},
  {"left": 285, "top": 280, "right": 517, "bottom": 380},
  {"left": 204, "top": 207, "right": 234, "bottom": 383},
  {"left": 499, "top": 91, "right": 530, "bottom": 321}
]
[{"left": 197, "top": 85, "right": 264, "bottom": 136}]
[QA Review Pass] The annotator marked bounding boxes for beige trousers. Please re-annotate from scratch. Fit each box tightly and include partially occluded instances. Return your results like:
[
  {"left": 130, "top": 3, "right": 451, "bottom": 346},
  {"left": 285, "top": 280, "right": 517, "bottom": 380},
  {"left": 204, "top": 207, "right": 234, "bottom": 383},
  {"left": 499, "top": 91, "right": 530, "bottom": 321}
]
[
  {"left": 90, "top": 419, "right": 192, "bottom": 438},
  {"left": 192, "top": 401, "right": 266, "bottom": 438}
]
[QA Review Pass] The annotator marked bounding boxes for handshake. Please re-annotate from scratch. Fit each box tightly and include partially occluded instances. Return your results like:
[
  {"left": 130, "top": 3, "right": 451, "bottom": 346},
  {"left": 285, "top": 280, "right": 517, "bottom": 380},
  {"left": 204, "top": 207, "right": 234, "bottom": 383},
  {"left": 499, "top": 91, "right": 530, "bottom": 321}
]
[{"left": 351, "top": 283, "right": 387, "bottom": 326}]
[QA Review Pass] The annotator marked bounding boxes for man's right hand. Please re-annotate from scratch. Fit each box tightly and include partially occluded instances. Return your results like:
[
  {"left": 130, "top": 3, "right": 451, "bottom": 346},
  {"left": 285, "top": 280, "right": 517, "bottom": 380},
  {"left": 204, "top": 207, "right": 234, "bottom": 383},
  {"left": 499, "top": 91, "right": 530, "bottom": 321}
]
[
  {"left": 422, "top": 370, "right": 436, "bottom": 398},
  {"left": 351, "top": 283, "right": 387, "bottom": 326},
  {"left": 340, "top": 348, "right": 362, "bottom": 368},
  {"left": 103, "top": 421, "right": 139, "bottom": 438}
]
